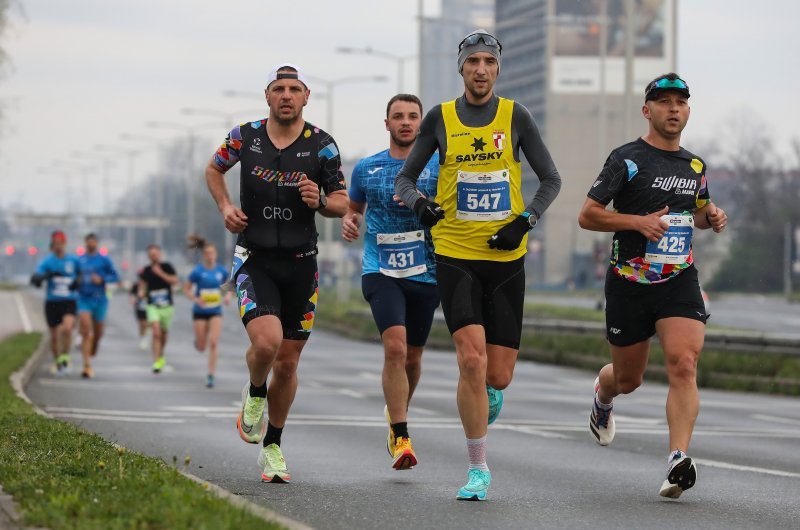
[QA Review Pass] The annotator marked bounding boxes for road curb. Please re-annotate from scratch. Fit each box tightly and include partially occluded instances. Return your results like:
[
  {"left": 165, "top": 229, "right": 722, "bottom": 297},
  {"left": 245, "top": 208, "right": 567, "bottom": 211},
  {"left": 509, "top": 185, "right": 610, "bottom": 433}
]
[
  {"left": 179, "top": 471, "right": 314, "bottom": 530},
  {"left": 9, "top": 334, "right": 49, "bottom": 417},
  {"left": 9, "top": 334, "right": 314, "bottom": 530}
]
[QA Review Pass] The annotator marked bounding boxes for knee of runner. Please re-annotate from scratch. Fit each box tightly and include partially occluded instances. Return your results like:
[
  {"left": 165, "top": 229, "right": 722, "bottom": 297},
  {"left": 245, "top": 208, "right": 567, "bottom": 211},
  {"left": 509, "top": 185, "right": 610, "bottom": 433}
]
[
  {"left": 486, "top": 369, "right": 513, "bottom": 390},
  {"left": 665, "top": 352, "right": 698, "bottom": 382},
  {"left": 383, "top": 339, "right": 407, "bottom": 363},
  {"left": 250, "top": 335, "right": 281, "bottom": 361},
  {"left": 272, "top": 358, "right": 299, "bottom": 379},
  {"left": 457, "top": 349, "right": 487, "bottom": 376}
]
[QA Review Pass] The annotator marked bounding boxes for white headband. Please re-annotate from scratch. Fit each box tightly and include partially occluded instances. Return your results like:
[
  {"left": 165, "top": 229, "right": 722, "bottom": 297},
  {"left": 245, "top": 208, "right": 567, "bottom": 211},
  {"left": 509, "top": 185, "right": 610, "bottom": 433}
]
[{"left": 266, "top": 62, "right": 309, "bottom": 90}]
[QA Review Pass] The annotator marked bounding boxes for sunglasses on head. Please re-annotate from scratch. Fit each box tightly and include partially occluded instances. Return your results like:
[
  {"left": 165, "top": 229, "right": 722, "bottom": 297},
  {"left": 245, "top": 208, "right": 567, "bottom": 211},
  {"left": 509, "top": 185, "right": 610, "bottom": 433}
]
[
  {"left": 458, "top": 33, "right": 502, "bottom": 54},
  {"left": 646, "top": 76, "right": 689, "bottom": 99}
]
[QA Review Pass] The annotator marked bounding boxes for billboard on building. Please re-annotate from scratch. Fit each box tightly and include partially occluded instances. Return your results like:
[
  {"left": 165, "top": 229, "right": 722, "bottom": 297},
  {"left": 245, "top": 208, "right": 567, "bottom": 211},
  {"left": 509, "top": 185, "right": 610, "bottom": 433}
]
[{"left": 551, "top": 0, "right": 674, "bottom": 94}]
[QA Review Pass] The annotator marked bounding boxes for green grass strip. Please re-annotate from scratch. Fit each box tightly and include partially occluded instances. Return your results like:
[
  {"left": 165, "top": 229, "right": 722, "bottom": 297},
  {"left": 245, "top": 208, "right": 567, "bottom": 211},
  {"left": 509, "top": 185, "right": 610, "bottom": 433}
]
[{"left": 0, "top": 332, "right": 284, "bottom": 530}]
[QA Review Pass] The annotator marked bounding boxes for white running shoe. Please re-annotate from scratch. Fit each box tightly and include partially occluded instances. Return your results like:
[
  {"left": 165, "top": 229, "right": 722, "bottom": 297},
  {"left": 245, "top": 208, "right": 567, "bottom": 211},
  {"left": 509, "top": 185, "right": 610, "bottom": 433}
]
[
  {"left": 659, "top": 451, "right": 697, "bottom": 499},
  {"left": 138, "top": 337, "right": 148, "bottom": 351},
  {"left": 589, "top": 377, "right": 615, "bottom": 446},
  {"left": 237, "top": 383, "right": 267, "bottom": 444}
]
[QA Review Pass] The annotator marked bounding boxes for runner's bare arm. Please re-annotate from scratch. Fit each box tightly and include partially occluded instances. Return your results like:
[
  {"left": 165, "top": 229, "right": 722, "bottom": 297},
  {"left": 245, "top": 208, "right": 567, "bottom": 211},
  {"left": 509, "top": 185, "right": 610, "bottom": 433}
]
[
  {"left": 694, "top": 202, "right": 727, "bottom": 232},
  {"left": 578, "top": 197, "right": 669, "bottom": 242},
  {"left": 317, "top": 189, "right": 349, "bottom": 218},
  {"left": 342, "top": 200, "right": 366, "bottom": 242},
  {"left": 205, "top": 159, "right": 248, "bottom": 233}
]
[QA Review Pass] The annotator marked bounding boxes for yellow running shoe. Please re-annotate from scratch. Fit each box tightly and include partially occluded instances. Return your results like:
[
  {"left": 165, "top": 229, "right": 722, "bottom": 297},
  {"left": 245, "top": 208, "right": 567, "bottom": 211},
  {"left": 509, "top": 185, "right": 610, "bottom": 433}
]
[
  {"left": 384, "top": 405, "right": 396, "bottom": 457},
  {"left": 152, "top": 356, "right": 166, "bottom": 373},
  {"left": 392, "top": 437, "right": 418, "bottom": 470},
  {"left": 258, "top": 443, "right": 291, "bottom": 483}
]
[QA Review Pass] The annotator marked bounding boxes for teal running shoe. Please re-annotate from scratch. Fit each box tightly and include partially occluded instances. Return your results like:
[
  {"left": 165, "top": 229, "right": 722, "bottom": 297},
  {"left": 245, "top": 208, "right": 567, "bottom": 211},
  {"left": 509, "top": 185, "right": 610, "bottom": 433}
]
[
  {"left": 456, "top": 469, "right": 491, "bottom": 501},
  {"left": 487, "top": 385, "right": 504, "bottom": 425}
]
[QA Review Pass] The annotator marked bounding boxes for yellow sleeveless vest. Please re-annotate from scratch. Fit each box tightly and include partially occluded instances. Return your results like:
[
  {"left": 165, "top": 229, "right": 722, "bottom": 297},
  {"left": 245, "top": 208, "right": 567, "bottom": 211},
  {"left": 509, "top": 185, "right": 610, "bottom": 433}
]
[{"left": 432, "top": 97, "right": 527, "bottom": 261}]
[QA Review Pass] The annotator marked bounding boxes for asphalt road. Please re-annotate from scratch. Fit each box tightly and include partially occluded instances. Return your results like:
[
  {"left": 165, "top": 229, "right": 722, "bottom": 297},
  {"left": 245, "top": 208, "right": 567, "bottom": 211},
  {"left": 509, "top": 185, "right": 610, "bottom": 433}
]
[{"left": 18, "top": 291, "right": 800, "bottom": 529}]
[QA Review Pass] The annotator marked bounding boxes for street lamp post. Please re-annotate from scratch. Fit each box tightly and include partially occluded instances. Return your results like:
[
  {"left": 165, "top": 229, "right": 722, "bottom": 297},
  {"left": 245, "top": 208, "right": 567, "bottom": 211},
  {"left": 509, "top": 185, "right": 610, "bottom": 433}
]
[
  {"left": 336, "top": 47, "right": 414, "bottom": 93},
  {"left": 304, "top": 74, "right": 388, "bottom": 134},
  {"left": 119, "top": 133, "right": 172, "bottom": 248},
  {"left": 146, "top": 121, "right": 221, "bottom": 240}
]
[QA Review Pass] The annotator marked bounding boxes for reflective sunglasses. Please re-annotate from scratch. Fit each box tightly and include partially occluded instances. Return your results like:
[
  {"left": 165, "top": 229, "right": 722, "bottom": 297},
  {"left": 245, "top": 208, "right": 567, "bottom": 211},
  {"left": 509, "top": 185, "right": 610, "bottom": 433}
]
[
  {"left": 646, "top": 76, "right": 690, "bottom": 99},
  {"left": 458, "top": 33, "right": 502, "bottom": 54}
]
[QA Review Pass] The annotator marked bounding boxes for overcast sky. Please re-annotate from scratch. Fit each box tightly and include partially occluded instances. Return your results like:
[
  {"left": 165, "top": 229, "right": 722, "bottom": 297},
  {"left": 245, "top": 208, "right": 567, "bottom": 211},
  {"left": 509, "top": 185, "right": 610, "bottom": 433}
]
[{"left": 2, "top": 0, "right": 798, "bottom": 214}]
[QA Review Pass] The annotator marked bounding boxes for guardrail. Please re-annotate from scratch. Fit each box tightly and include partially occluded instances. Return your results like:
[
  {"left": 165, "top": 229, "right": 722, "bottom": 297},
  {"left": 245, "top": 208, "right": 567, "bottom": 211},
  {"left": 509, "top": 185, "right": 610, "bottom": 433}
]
[{"left": 348, "top": 308, "right": 800, "bottom": 357}]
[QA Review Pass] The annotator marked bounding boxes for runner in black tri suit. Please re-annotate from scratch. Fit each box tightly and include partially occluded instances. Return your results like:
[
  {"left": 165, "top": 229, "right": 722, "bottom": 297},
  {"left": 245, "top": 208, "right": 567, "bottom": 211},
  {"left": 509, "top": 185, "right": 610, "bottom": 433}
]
[
  {"left": 205, "top": 63, "right": 348, "bottom": 484},
  {"left": 579, "top": 73, "right": 728, "bottom": 499}
]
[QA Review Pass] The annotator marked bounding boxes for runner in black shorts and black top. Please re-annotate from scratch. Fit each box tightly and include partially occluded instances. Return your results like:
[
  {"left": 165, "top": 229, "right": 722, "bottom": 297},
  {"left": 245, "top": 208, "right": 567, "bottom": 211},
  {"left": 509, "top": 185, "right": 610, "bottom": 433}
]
[
  {"left": 205, "top": 63, "right": 348, "bottom": 484},
  {"left": 579, "top": 73, "right": 728, "bottom": 499},
  {"left": 395, "top": 31, "right": 562, "bottom": 500},
  {"left": 342, "top": 94, "right": 440, "bottom": 471}
]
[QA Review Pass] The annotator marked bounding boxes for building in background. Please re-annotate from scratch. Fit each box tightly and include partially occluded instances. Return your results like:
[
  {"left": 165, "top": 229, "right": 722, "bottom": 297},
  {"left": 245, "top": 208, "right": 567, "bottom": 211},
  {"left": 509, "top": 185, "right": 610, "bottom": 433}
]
[
  {"left": 419, "top": 0, "right": 495, "bottom": 110},
  {"left": 495, "top": 0, "right": 678, "bottom": 287}
]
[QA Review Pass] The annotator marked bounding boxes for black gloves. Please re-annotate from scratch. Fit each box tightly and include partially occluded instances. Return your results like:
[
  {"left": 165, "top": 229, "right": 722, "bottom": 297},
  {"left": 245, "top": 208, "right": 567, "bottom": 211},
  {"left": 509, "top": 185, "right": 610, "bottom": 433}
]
[
  {"left": 30, "top": 274, "right": 45, "bottom": 288},
  {"left": 488, "top": 215, "right": 532, "bottom": 250},
  {"left": 413, "top": 198, "right": 445, "bottom": 228}
]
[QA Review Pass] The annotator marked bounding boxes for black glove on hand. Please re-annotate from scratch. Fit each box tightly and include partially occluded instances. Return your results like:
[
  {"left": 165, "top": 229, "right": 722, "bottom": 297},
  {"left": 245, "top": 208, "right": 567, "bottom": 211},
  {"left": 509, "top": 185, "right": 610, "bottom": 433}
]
[
  {"left": 487, "top": 215, "right": 531, "bottom": 250},
  {"left": 30, "top": 274, "right": 45, "bottom": 288},
  {"left": 413, "top": 198, "right": 445, "bottom": 228}
]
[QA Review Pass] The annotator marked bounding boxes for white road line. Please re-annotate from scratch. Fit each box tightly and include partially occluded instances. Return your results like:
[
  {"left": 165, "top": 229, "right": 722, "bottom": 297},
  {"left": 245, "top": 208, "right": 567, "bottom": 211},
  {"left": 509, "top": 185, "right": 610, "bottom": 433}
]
[
  {"left": 14, "top": 292, "right": 32, "bottom": 333},
  {"left": 46, "top": 406, "right": 175, "bottom": 417},
  {"left": 752, "top": 414, "right": 800, "bottom": 426},
  {"left": 51, "top": 413, "right": 182, "bottom": 423},
  {"left": 613, "top": 415, "right": 663, "bottom": 425},
  {"left": 338, "top": 389, "right": 366, "bottom": 399},
  {"left": 696, "top": 458, "right": 800, "bottom": 479},
  {"left": 408, "top": 406, "right": 439, "bottom": 416},
  {"left": 357, "top": 371, "right": 381, "bottom": 381}
]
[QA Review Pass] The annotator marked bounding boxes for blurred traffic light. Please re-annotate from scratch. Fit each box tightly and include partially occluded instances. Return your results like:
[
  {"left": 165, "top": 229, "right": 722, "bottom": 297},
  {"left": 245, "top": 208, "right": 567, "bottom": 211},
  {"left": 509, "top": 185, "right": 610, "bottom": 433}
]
[
  {"left": 99, "top": 246, "right": 109, "bottom": 256},
  {"left": 28, "top": 246, "right": 38, "bottom": 256},
  {"left": 4, "top": 245, "right": 14, "bottom": 256},
  {"left": 76, "top": 246, "right": 86, "bottom": 256}
]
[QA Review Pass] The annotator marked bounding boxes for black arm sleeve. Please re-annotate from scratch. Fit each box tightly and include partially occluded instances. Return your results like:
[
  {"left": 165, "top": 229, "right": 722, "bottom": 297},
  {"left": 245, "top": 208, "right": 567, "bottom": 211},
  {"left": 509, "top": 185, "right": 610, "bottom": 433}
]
[
  {"left": 513, "top": 103, "right": 562, "bottom": 218},
  {"left": 394, "top": 106, "right": 442, "bottom": 211}
]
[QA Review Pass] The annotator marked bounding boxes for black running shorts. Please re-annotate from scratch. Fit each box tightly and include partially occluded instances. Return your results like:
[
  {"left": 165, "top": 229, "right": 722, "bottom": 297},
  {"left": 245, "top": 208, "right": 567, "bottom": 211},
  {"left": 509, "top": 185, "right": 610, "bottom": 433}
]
[
  {"left": 234, "top": 252, "right": 318, "bottom": 340},
  {"left": 361, "top": 273, "right": 440, "bottom": 347},
  {"left": 45, "top": 300, "right": 77, "bottom": 329},
  {"left": 435, "top": 254, "right": 526, "bottom": 350},
  {"left": 604, "top": 265, "right": 708, "bottom": 347}
]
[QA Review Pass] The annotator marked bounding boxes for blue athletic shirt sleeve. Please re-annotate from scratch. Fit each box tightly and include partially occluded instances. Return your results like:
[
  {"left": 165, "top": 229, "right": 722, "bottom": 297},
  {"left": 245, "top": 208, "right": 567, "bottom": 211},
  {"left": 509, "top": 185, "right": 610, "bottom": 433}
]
[
  {"left": 348, "top": 160, "right": 367, "bottom": 203},
  {"left": 102, "top": 256, "right": 119, "bottom": 284},
  {"left": 188, "top": 265, "right": 201, "bottom": 284}
]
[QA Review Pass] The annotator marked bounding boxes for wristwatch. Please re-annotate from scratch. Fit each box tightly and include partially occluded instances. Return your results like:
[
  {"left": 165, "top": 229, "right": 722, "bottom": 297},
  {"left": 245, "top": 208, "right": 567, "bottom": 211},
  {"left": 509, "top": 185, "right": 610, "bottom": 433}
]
[
  {"left": 315, "top": 194, "right": 328, "bottom": 211},
  {"left": 520, "top": 211, "right": 538, "bottom": 230}
]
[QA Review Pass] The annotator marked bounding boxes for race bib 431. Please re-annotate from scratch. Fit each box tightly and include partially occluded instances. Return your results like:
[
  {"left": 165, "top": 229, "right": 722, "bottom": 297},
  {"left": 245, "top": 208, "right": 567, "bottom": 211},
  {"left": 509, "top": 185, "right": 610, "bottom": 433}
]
[{"left": 377, "top": 231, "right": 427, "bottom": 279}]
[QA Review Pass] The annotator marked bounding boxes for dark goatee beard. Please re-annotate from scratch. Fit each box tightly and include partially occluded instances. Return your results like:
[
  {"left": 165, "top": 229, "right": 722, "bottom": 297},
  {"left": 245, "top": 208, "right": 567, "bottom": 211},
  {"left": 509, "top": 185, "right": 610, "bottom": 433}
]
[
  {"left": 272, "top": 113, "right": 301, "bottom": 127},
  {"left": 390, "top": 133, "right": 415, "bottom": 148}
]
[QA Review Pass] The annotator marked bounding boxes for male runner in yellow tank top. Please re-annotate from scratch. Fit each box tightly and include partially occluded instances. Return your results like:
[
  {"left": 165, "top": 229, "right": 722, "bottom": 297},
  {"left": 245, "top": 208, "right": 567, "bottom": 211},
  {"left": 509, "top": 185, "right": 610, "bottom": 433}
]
[{"left": 395, "top": 29, "right": 562, "bottom": 500}]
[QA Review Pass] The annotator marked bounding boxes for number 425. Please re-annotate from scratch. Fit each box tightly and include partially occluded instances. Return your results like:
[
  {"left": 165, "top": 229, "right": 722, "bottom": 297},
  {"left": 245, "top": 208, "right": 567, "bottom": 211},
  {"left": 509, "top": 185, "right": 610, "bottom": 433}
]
[{"left": 657, "top": 236, "right": 686, "bottom": 253}]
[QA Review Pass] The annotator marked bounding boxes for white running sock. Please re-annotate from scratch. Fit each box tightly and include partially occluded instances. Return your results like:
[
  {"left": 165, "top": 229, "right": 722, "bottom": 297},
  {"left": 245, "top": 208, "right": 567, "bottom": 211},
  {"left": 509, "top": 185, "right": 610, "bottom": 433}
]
[
  {"left": 668, "top": 449, "right": 684, "bottom": 463},
  {"left": 467, "top": 436, "right": 489, "bottom": 471},
  {"left": 594, "top": 395, "right": 613, "bottom": 410}
]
